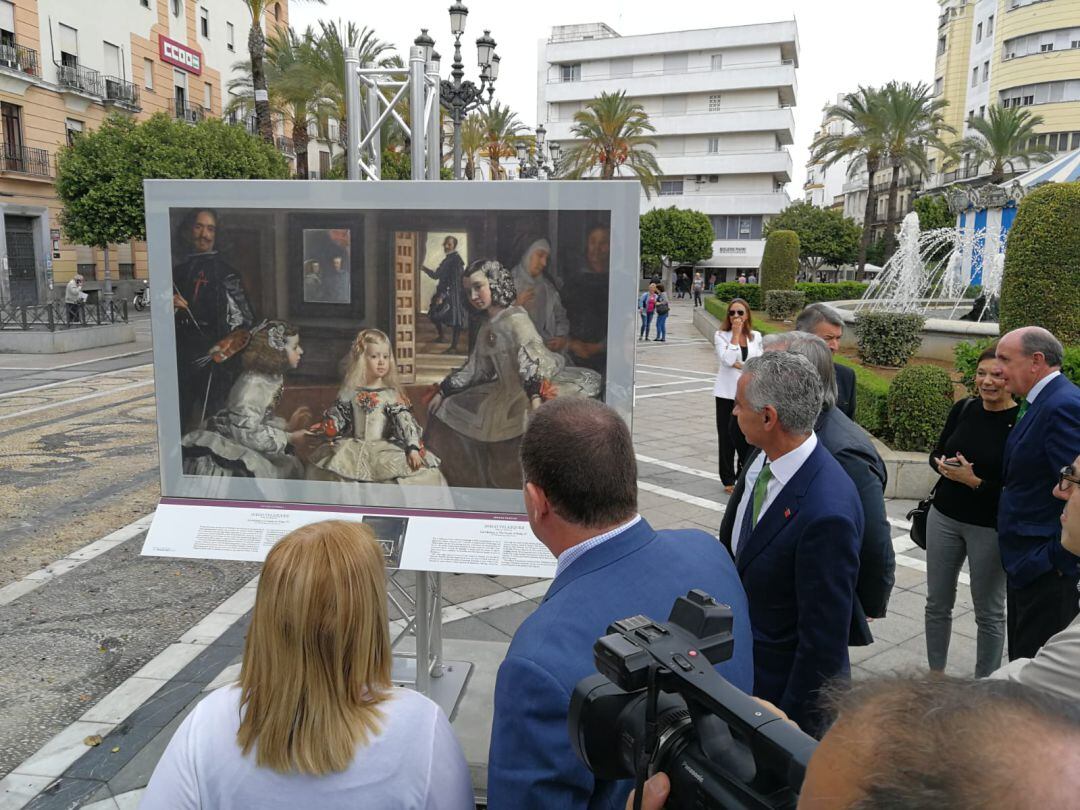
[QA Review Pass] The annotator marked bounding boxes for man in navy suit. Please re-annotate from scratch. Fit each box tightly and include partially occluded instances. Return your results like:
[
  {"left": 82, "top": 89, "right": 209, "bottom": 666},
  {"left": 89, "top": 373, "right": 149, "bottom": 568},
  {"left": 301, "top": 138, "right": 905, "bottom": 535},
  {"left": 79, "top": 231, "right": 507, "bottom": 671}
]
[
  {"left": 718, "top": 351, "right": 863, "bottom": 734},
  {"left": 796, "top": 303, "right": 857, "bottom": 420},
  {"left": 763, "top": 331, "right": 893, "bottom": 646},
  {"left": 487, "top": 398, "right": 753, "bottom": 810},
  {"left": 996, "top": 326, "right": 1080, "bottom": 659}
]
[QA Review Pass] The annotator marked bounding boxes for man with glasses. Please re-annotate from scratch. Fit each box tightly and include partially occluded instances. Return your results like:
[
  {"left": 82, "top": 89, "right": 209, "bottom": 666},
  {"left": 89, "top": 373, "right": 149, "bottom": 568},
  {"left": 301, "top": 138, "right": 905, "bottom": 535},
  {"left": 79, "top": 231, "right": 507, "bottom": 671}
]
[
  {"left": 993, "top": 458, "right": 1080, "bottom": 702},
  {"left": 996, "top": 327, "right": 1080, "bottom": 660}
]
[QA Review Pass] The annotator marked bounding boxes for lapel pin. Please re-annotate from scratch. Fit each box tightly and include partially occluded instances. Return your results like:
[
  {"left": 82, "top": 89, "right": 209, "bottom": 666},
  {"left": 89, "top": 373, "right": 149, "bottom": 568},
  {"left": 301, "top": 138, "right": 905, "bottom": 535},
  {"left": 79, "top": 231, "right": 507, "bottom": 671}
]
[{"left": 784, "top": 508, "right": 791, "bottom": 519}]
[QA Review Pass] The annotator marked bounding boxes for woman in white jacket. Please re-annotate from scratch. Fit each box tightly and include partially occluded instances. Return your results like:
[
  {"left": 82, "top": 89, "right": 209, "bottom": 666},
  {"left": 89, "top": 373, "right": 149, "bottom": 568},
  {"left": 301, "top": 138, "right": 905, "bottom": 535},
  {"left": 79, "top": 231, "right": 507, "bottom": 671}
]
[{"left": 713, "top": 297, "right": 763, "bottom": 492}]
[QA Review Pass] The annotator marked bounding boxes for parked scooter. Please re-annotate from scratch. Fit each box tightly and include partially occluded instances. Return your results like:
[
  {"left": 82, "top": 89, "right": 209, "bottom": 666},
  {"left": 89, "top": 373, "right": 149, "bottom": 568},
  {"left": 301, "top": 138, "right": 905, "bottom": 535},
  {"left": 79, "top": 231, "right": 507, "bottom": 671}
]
[{"left": 133, "top": 279, "right": 150, "bottom": 311}]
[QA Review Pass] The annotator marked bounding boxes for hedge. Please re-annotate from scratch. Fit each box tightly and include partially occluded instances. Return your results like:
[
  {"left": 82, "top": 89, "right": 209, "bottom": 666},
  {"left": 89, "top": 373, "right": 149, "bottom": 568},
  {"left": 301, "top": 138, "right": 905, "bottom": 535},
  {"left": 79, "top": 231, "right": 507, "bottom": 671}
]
[
  {"left": 854, "top": 312, "right": 925, "bottom": 367},
  {"left": 954, "top": 338, "right": 1080, "bottom": 393},
  {"left": 1000, "top": 181, "right": 1080, "bottom": 343},
  {"left": 765, "top": 290, "right": 806, "bottom": 321},
  {"left": 760, "top": 230, "right": 799, "bottom": 295},
  {"left": 713, "top": 281, "right": 869, "bottom": 308},
  {"left": 887, "top": 365, "right": 954, "bottom": 452}
]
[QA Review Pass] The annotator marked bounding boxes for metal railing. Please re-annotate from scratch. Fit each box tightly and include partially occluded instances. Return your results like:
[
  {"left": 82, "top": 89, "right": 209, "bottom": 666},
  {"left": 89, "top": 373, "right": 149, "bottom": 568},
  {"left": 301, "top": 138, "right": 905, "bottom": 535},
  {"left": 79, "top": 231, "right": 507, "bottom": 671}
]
[
  {"left": 104, "top": 75, "right": 139, "bottom": 107},
  {"left": 58, "top": 63, "right": 103, "bottom": 96},
  {"left": 0, "top": 41, "right": 39, "bottom": 76},
  {"left": 170, "top": 100, "right": 207, "bottom": 124},
  {"left": 276, "top": 136, "right": 295, "bottom": 156},
  {"left": 0, "top": 300, "right": 128, "bottom": 331},
  {"left": 225, "top": 111, "right": 257, "bottom": 133},
  {"left": 546, "top": 57, "right": 797, "bottom": 84},
  {"left": 0, "top": 142, "right": 51, "bottom": 176}
]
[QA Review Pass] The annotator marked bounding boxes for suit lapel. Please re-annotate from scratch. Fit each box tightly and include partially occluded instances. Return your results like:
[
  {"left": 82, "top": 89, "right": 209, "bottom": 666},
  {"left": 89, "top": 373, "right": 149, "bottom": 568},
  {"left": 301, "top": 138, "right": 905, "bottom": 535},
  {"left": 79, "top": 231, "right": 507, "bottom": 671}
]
[
  {"left": 736, "top": 445, "right": 824, "bottom": 573},
  {"left": 1004, "top": 375, "right": 1065, "bottom": 475},
  {"left": 542, "top": 519, "right": 657, "bottom": 603},
  {"left": 719, "top": 449, "right": 759, "bottom": 553}
]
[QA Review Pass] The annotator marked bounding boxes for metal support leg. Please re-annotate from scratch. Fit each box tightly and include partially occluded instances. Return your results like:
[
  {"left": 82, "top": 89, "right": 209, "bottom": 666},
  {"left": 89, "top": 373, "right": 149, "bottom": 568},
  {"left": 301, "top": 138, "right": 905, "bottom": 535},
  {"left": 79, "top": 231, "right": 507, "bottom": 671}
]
[
  {"left": 344, "top": 47, "right": 361, "bottom": 181},
  {"left": 409, "top": 47, "right": 426, "bottom": 181},
  {"left": 430, "top": 572, "right": 444, "bottom": 677}
]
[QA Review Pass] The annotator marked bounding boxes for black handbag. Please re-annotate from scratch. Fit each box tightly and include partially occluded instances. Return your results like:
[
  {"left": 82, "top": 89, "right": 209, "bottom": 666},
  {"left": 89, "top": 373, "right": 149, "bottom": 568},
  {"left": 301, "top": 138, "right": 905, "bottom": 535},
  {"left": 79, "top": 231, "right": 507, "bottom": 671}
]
[{"left": 656, "top": 297, "right": 670, "bottom": 315}]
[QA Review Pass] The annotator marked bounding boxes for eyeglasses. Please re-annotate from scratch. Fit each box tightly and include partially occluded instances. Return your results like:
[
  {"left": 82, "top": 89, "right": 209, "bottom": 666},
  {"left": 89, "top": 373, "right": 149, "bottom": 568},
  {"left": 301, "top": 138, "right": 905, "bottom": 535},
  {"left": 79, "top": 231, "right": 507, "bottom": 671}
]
[
  {"left": 1059, "top": 465, "right": 1080, "bottom": 493},
  {"left": 729, "top": 310, "right": 746, "bottom": 317}
]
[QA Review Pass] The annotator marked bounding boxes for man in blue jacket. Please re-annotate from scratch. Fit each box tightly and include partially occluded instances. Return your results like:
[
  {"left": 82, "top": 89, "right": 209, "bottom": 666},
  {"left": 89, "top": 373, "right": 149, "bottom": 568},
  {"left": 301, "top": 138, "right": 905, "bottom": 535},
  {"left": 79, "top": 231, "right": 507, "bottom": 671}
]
[
  {"left": 487, "top": 398, "right": 753, "bottom": 810},
  {"left": 718, "top": 351, "right": 863, "bottom": 735},
  {"left": 996, "top": 326, "right": 1080, "bottom": 659}
]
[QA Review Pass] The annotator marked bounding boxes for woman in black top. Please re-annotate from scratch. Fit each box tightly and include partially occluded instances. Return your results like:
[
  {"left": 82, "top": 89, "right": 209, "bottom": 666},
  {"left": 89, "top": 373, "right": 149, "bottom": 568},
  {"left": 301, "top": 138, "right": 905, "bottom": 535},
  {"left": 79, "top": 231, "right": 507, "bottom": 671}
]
[{"left": 925, "top": 345, "right": 1018, "bottom": 677}]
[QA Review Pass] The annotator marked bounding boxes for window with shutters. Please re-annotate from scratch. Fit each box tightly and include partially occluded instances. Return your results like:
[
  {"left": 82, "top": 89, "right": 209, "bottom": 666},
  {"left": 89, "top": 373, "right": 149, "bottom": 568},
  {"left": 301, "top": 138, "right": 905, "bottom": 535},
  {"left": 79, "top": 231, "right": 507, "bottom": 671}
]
[
  {"left": 560, "top": 63, "right": 580, "bottom": 82},
  {"left": 708, "top": 94, "right": 722, "bottom": 111},
  {"left": 659, "top": 180, "right": 684, "bottom": 196}
]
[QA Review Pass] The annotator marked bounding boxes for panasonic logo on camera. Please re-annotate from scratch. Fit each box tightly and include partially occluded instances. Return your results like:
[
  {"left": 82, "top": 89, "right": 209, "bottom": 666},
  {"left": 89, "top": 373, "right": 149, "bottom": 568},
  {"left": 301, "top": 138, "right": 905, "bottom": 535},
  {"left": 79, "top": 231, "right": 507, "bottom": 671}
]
[{"left": 682, "top": 763, "right": 705, "bottom": 784}]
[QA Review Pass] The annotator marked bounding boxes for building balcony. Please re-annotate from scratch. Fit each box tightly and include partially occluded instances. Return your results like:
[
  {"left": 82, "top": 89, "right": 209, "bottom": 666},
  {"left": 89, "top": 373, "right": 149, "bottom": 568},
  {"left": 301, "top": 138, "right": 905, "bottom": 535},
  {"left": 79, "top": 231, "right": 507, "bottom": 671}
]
[
  {"left": 640, "top": 190, "right": 790, "bottom": 216},
  {"left": 276, "top": 136, "right": 295, "bottom": 157},
  {"left": 103, "top": 76, "right": 139, "bottom": 109},
  {"left": 654, "top": 150, "right": 793, "bottom": 181},
  {"left": 546, "top": 106, "right": 795, "bottom": 144},
  {"left": 0, "top": 143, "right": 52, "bottom": 178},
  {"left": 58, "top": 63, "right": 103, "bottom": 96},
  {"left": 0, "top": 41, "right": 39, "bottom": 77},
  {"left": 226, "top": 111, "right": 257, "bottom": 134},
  {"left": 170, "top": 100, "right": 207, "bottom": 124},
  {"left": 544, "top": 61, "right": 796, "bottom": 106}
]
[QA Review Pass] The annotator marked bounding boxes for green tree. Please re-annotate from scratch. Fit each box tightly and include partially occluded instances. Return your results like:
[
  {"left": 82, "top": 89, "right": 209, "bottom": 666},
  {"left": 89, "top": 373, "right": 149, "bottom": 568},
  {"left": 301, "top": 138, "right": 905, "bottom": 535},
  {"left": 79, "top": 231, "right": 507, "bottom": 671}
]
[
  {"left": 759, "top": 230, "right": 800, "bottom": 294},
  {"left": 1000, "top": 181, "right": 1080, "bottom": 343},
  {"left": 559, "top": 90, "right": 661, "bottom": 197},
  {"left": 950, "top": 105, "right": 1053, "bottom": 184},
  {"left": 912, "top": 193, "right": 953, "bottom": 231},
  {"left": 448, "top": 112, "right": 485, "bottom": 180},
  {"left": 810, "top": 86, "right": 889, "bottom": 278},
  {"left": 763, "top": 201, "right": 861, "bottom": 273},
  {"left": 56, "top": 114, "right": 289, "bottom": 278},
  {"left": 478, "top": 102, "right": 526, "bottom": 180},
  {"left": 878, "top": 81, "right": 954, "bottom": 258},
  {"left": 239, "top": 0, "right": 324, "bottom": 144},
  {"left": 639, "top": 208, "right": 714, "bottom": 274}
]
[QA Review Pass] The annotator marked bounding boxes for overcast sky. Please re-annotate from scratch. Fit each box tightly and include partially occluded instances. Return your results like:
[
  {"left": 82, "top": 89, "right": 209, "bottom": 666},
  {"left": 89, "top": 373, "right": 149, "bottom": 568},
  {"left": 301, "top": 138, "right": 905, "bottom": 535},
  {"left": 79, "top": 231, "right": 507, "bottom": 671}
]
[{"left": 292, "top": 1, "right": 940, "bottom": 194}]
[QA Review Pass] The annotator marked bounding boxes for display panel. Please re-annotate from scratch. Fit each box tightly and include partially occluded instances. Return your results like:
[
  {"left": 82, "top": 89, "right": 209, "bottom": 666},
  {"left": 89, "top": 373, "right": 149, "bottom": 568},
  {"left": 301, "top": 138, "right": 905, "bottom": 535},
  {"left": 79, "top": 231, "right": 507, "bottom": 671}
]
[{"left": 147, "top": 180, "right": 639, "bottom": 515}]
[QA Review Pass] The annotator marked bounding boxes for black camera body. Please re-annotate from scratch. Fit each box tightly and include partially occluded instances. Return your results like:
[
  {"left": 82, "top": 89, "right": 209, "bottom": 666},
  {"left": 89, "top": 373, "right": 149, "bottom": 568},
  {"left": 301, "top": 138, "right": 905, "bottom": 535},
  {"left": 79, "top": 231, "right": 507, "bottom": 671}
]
[{"left": 568, "top": 590, "right": 817, "bottom": 810}]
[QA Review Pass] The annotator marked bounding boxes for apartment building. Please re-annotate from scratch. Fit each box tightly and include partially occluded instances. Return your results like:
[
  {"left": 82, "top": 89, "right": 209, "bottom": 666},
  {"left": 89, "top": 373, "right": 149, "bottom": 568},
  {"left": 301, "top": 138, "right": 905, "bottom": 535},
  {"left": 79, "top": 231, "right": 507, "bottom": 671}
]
[
  {"left": 928, "top": 0, "right": 1080, "bottom": 188},
  {"left": 537, "top": 21, "right": 798, "bottom": 281},
  {"left": 804, "top": 94, "right": 850, "bottom": 210},
  {"left": 0, "top": 0, "right": 297, "bottom": 306}
]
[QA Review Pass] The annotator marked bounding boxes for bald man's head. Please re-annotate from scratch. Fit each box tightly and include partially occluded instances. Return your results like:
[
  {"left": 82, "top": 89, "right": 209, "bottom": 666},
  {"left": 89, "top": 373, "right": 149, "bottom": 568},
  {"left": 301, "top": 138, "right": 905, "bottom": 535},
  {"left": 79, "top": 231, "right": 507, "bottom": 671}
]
[{"left": 799, "top": 675, "right": 1080, "bottom": 809}]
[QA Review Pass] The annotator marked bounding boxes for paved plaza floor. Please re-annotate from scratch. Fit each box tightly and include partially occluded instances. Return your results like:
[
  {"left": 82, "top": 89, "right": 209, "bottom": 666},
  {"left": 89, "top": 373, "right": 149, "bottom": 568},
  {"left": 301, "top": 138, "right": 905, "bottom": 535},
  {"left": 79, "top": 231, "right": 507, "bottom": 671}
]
[{"left": 0, "top": 297, "right": 985, "bottom": 809}]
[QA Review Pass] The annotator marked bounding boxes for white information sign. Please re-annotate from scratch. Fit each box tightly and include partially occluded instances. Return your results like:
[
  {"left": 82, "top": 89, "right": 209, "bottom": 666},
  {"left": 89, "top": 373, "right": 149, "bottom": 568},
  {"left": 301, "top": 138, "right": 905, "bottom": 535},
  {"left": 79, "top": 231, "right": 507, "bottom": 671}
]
[{"left": 143, "top": 498, "right": 556, "bottom": 579}]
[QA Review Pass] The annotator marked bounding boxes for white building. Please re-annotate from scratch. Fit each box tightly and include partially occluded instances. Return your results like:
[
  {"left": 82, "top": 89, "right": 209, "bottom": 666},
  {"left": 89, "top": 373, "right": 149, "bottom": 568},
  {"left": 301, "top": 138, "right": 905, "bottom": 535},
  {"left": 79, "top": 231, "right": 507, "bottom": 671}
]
[
  {"left": 804, "top": 94, "right": 851, "bottom": 210},
  {"left": 537, "top": 21, "right": 798, "bottom": 282}
]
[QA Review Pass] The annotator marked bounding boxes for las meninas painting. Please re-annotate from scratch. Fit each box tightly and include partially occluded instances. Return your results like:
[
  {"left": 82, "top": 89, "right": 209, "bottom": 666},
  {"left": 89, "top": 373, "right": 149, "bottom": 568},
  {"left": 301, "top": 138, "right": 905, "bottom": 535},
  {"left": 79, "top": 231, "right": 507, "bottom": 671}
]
[{"left": 147, "top": 180, "right": 639, "bottom": 515}]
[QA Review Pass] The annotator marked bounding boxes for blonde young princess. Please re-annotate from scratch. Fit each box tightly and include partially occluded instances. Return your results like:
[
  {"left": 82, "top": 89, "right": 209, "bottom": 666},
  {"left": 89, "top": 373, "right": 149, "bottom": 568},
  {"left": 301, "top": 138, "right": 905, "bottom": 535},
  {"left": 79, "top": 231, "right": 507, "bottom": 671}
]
[{"left": 308, "top": 329, "right": 444, "bottom": 486}]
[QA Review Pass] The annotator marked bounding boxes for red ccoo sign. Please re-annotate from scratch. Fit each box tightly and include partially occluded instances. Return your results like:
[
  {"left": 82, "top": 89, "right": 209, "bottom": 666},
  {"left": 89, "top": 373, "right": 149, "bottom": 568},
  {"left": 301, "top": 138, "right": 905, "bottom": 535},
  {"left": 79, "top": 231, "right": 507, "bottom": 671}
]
[{"left": 159, "top": 35, "right": 202, "bottom": 75}]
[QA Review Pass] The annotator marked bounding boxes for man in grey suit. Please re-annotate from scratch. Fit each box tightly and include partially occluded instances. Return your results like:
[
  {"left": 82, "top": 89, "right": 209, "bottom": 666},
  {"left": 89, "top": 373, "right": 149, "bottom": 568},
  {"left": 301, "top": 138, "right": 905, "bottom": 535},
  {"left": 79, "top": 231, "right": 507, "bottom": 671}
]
[
  {"left": 764, "top": 331, "right": 895, "bottom": 645},
  {"left": 796, "top": 303, "right": 857, "bottom": 420},
  {"left": 993, "top": 451, "right": 1080, "bottom": 702}
]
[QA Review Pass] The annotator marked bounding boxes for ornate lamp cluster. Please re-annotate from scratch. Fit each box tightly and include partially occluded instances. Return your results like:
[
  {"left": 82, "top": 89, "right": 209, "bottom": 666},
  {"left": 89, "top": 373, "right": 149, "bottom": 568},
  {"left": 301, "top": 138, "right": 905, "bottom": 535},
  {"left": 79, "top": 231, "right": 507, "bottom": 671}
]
[
  {"left": 415, "top": 2, "right": 500, "bottom": 180},
  {"left": 515, "top": 124, "right": 561, "bottom": 180}
]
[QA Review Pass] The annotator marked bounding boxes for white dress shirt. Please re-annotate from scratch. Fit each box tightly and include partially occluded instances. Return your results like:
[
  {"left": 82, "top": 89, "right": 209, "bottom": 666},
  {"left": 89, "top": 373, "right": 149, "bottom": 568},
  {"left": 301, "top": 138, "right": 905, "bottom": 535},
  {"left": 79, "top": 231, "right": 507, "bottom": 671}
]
[
  {"left": 554, "top": 514, "right": 642, "bottom": 579},
  {"left": 731, "top": 433, "right": 819, "bottom": 555},
  {"left": 1026, "top": 370, "right": 1061, "bottom": 404}
]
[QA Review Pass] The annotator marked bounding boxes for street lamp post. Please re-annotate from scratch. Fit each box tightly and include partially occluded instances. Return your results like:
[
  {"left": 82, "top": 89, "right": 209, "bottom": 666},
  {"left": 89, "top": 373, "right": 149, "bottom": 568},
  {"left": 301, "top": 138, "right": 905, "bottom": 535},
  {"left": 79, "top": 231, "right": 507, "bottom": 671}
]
[
  {"left": 515, "top": 124, "right": 560, "bottom": 180},
  {"left": 434, "top": 3, "right": 498, "bottom": 180}
]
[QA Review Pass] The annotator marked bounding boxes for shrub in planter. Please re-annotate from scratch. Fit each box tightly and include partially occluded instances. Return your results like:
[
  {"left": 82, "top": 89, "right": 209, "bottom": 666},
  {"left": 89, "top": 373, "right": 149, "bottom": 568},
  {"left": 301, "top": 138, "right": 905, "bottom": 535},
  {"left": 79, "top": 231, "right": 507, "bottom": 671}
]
[
  {"left": 765, "top": 290, "right": 807, "bottom": 321},
  {"left": 1000, "top": 181, "right": 1080, "bottom": 343},
  {"left": 759, "top": 230, "right": 799, "bottom": 295},
  {"left": 854, "top": 311, "right": 925, "bottom": 367},
  {"left": 955, "top": 338, "right": 1080, "bottom": 392},
  {"left": 839, "top": 357, "right": 892, "bottom": 438},
  {"left": 713, "top": 282, "right": 761, "bottom": 309},
  {"left": 794, "top": 281, "right": 869, "bottom": 303},
  {"left": 887, "top": 365, "right": 954, "bottom": 452}
]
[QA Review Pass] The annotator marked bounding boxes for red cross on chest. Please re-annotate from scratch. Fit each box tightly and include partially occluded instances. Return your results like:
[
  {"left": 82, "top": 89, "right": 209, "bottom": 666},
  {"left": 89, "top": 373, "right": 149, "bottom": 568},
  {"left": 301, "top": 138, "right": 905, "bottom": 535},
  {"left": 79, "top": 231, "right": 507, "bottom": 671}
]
[{"left": 192, "top": 271, "right": 208, "bottom": 302}]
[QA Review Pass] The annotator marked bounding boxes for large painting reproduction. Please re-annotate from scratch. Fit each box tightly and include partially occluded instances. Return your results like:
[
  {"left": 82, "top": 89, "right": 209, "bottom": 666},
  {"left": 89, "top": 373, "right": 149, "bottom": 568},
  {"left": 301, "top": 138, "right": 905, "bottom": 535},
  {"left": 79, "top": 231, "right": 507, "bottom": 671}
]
[{"left": 147, "top": 180, "right": 639, "bottom": 516}]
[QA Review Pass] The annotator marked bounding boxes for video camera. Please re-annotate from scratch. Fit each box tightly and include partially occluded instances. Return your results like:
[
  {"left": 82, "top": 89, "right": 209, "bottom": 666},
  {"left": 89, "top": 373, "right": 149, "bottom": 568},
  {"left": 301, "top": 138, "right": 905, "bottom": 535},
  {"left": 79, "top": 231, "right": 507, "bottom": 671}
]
[{"left": 568, "top": 590, "right": 817, "bottom": 810}]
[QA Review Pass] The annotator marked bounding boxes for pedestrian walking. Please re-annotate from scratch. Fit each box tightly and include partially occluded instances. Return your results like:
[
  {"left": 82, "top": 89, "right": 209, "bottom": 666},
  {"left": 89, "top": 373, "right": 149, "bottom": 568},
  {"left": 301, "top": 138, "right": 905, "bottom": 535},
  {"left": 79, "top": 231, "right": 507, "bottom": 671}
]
[
  {"left": 653, "top": 283, "right": 669, "bottom": 341},
  {"left": 692, "top": 272, "right": 704, "bottom": 308},
  {"left": 64, "top": 274, "right": 84, "bottom": 324},
  {"left": 638, "top": 282, "right": 658, "bottom": 341},
  {"left": 737, "top": 274, "right": 748, "bottom": 285},
  {"left": 748, "top": 272, "right": 758, "bottom": 284},
  {"left": 925, "top": 345, "right": 1017, "bottom": 677},
  {"left": 713, "top": 298, "right": 761, "bottom": 492}
]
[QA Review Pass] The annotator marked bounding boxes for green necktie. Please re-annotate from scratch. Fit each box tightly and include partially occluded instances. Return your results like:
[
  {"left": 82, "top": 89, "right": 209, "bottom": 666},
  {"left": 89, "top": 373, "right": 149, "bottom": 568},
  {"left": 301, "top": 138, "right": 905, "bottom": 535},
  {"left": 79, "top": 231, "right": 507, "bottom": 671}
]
[
  {"left": 751, "top": 463, "right": 774, "bottom": 526},
  {"left": 1016, "top": 398, "right": 1030, "bottom": 422}
]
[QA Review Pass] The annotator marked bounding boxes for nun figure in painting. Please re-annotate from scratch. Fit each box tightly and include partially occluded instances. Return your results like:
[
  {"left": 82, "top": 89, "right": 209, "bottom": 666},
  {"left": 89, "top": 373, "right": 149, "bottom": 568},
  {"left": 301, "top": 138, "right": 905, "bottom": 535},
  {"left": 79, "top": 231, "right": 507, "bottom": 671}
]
[
  {"left": 181, "top": 321, "right": 309, "bottom": 479},
  {"left": 510, "top": 237, "right": 570, "bottom": 354},
  {"left": 426, "top": 259, "right": 602, "bottom": 489}
]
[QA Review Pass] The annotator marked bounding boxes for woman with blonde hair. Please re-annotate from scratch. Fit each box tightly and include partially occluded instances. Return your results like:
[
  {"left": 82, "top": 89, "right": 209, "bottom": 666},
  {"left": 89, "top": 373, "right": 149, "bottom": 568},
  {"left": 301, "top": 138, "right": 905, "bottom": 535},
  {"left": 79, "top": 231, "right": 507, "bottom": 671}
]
[{"left": 142, "top": 520, "right": 473, "bottom": 809}]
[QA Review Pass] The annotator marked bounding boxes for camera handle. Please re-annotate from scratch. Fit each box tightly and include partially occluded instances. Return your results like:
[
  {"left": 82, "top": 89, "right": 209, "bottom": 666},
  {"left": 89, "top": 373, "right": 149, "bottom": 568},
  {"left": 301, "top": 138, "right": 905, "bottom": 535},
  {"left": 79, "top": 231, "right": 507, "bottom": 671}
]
[{"left": 633, "top": 663, "right": 662, "bottom": 810}]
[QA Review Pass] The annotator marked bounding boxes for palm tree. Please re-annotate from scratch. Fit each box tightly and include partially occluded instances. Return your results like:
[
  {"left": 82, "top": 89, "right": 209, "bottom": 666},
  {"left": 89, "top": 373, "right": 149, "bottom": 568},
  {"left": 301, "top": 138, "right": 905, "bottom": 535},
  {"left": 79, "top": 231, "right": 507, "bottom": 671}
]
[
  {"left": 810, "top": 86, "right": 889, "bottom": 277},
  {"left": 559, "top": 91, "right": 661, "bottom": 196},
  {"left": 447, "top": 112, "right": 486, "bottom": 179},
  {"left": 878, "top": 81, "right": 954, "bottom": 257},
  {"left": 474, "top": 102, "right": 526, "bottom": 180},
  {"left": 239, "top": 0, "right": 324, "bottom": 144},
  {"left": 950, "top": 105, "right": 1054, "bottom": 184},
  {"left": 228, "top": 26, "right": 327, "bottom": 178}
]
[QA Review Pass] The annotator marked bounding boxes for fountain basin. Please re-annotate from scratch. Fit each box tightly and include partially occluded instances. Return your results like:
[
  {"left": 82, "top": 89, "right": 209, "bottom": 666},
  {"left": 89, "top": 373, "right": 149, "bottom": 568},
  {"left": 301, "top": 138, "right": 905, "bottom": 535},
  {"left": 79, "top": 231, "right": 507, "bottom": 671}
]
[{"left": 830, "top": 299, "right": 999, "bottom": 362}]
